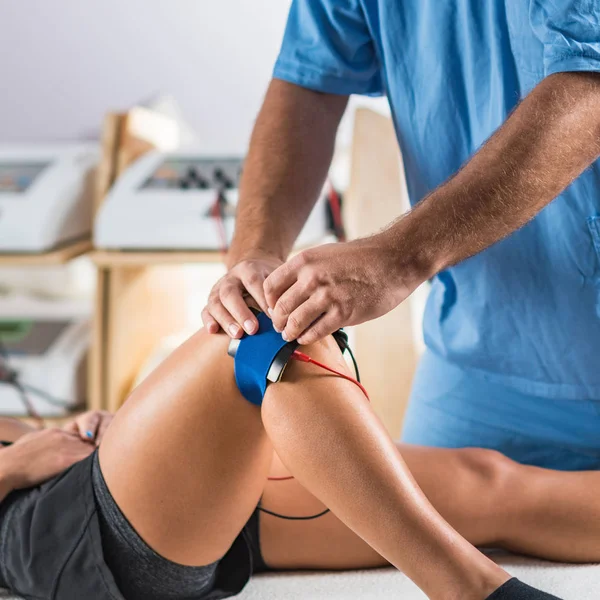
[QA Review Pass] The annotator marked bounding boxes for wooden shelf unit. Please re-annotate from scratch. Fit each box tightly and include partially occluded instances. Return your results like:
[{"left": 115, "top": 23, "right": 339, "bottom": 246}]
[
  {"left": 0, "top": 241, "right": 92, "bottom": 423},
  {"left": 89, "top": 108, "right": 208, "bottom": 413},
  {"left": 88, "top": 107, "right": 419, "bottom": 436},
  {"left": 0, "top": 239, "right": 92, "bottom": 266},
  {"left": 90, "top": 257, "right": 203, "bottom": 413}
]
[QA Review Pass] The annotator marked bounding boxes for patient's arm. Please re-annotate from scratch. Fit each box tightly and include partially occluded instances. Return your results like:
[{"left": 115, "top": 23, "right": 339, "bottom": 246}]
[
  {"left": 0, "top": 425, "right": 94, "bottom": 502},
  {"left": 0, "top": 417, "right": 35, "bottom": 443},
  {"left": 0, "top": 420, "right": 24, "bottom": 501},
  {"left": 0, "top": 411, "right": 112, "bottom": 502}
]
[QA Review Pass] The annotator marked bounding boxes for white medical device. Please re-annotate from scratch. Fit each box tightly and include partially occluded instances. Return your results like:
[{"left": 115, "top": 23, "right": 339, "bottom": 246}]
[
  {"left": 94, "top": 152, "right": 331, "bottom": 250},
  {"left": 0, "top": 315, "right": 90, "bottom": 417},
  {"left": 0, "top": 144, "right": 97, "bottom": 252}
]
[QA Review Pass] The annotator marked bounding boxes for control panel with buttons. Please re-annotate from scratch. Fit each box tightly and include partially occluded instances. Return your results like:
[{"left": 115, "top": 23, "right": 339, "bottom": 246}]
[{"left": 94, "top": 151, "right": 329, "bottom": 251}]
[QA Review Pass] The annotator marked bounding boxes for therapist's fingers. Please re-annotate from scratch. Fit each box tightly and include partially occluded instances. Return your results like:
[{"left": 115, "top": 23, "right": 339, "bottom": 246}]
[
  {"left": 201, "top": 308, "right": 220, "bottom": 334},
  {"left": 296, "top": 311, "right": 341, "bottom": 346},
  {"left": 207, "top": 300, "right": 244, "bottom": 339},
  {"left": 282, "top": 295, "right": 328, "bottom": 342},
  {"left": 270, "top": 283, "right": 311, "bottom": 333},
  {"left": 219, "top": 281, "right": 259, "bottom": 336},
  {"left": 240, "top": 271, "right": 270, "bottom": 316},
  {"left": 264, "top": 255, "right": 304, "bottom": 310}
]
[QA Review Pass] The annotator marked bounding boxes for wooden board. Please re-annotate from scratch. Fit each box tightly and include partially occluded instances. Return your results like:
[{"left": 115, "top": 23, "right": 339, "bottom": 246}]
[
  {"left": 345, "top": 108, "right": 418, "bottom": 438},
  {"left": 88, "top": 266, "right": 110, "bottom": 411},
  {"left": 102, "top": 265, "right": 190, "bottom": 412},
  {"left": 93, "top": 113, "right": 124, "bottom": 217},
  {"left": 93, "top": 107, "right": 179, "bottom": 217},
  {"left": 90, "top": 238, "right": 333, "bottom": 268},
  {"left": 116, "top": 107, "right": 179, "bottom": 177},
  {"left": 89, "top": 105, "right": 185, "bottom": 411},
  {"left": 0, "top": 239, "right": 92, "bottom": 266},
  {"left": 91, "top": 249, "right": 224, "bottom": 267},
  {"left": 16, "top": 409, "right": 87, "bottom": 428},
  {"left": 89, "top": 263, "right": 191, "bottom": 412}
]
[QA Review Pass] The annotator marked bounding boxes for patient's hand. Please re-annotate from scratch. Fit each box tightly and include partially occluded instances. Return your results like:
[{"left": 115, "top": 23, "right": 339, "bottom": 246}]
[
  {"left": 0, "top": 428, "right": 94, "bottom": 493},
  {"left": 62, "top": 410, "right": 114, "bottom": 446}
]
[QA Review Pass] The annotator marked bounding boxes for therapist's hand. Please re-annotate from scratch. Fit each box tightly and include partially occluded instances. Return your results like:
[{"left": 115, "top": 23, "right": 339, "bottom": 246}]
[
  {"left": 264, "top": 233, "right": 415, "bottom": 345},
  {"left": 202, "top": 254, "right": 283, "bottom": 338}
]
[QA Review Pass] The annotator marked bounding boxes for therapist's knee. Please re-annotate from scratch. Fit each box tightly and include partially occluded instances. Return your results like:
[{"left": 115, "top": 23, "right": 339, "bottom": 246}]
[{"left": 458, "top": 447, "right": 517, "bottom": 492}]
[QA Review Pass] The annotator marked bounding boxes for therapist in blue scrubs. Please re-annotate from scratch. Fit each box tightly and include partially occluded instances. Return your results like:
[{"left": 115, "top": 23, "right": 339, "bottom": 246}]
[{"left": 203, "top": 1, "right": 600, "bottom": 471}]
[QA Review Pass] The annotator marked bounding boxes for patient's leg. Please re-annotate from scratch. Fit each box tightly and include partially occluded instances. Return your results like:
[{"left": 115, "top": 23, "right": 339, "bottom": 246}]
[
  {"left": 261, "top": 336, "right": 509, "bottom": 600},
  {"left": 101, "top": 328, "right": 508, "bottom": 599},
  {"left": 99, "top": 331, "right": 273, "bottom": 566}
]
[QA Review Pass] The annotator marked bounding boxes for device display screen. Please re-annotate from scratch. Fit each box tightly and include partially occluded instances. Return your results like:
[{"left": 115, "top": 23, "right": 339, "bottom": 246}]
[
  {"left": 141, "top": 158, "right": 241, "bottom": 191},
  {"left": 0, "top": 320, "right": 69, "bottom": 356},
  {"left": 0, "top": 163, "right": 49, "bottom": 194}
]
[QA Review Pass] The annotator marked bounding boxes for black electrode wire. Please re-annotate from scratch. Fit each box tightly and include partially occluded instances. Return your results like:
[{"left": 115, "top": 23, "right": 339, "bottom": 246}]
[
  {"left": 0, "top": 338, "right": 67, "bottom": 426},
  {"left": 345, "top": 344, "right": 361, "bottom": 383},
  {"left": 0, "top": 338, "right": 72, "bottom": 407},
  {"left": 257, "top": 505, "right": 330, "bottom": 521},
  {"left": 14, "top": 381, "right": 44, "bottom": 429},
  {"left": 21, "top": 383, "right": 72, "bottom": 409}
]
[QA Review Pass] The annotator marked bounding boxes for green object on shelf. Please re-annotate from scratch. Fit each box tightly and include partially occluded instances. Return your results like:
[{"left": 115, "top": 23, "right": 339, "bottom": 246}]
[{"left": 0, "top": 320, "right": 33, "bottom": 343}]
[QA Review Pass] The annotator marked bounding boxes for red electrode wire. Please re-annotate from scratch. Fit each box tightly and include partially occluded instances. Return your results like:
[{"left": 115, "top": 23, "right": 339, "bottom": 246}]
[
  {"left": 211, "top": 191, "right": 229, "bottom": 258},
  {"left": 266, "top": 350, "right": 369, "bottom": 483},
  {"left": 327, "top": 181, "right": 346, "bottom": 242},
  {"left": 291, "top": 350, "right": 370, "bottom": 401}
]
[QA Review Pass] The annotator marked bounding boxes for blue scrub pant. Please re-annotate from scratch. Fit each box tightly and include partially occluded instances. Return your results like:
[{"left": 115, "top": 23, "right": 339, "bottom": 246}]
[{"left": 401, "top": 350, "right": 600, "bottom": 471}]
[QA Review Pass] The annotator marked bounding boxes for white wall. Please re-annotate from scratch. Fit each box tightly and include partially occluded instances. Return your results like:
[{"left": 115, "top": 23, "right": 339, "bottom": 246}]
[
  {"left": 0, "top": 0, "right": 395, "bottom": 306},
  {"left": 0, "top": 1, "right": 392, "bottom": 154},
  {"left": 0, "top": 0, "right": 292, "bottom": 153}
]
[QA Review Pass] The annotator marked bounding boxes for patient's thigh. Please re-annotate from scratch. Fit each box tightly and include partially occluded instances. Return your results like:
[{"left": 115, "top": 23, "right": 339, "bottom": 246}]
[{"left": 99, "top": 329, "right": 272, "bottom": 566}]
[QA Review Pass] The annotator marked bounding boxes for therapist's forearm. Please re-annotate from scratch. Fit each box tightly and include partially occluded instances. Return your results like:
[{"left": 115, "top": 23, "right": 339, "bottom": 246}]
[
  {"left": 228, "top": 79, "right": 348, "bottom": 268},
  {"left": 387, "top": 71, "right": 600, "bottom": 282}
]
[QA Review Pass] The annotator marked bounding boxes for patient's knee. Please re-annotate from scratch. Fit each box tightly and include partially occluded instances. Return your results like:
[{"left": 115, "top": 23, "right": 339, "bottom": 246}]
[{"left": 232, "top": 311, "right": 350, "bottom": 407}]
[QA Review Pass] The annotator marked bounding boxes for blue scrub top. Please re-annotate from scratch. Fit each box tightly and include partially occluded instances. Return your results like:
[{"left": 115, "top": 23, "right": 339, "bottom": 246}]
[{"left": 273, "top": 0, "right": 600, "bottom": 400}]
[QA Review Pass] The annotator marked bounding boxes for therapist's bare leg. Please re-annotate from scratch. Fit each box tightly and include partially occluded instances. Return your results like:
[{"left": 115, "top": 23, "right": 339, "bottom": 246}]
[
  {"left": 261, "top": 336, "right": 509, "bottom": 600},
  {"left": 396, "top": 446, "right": 600, "bottom": 563},
  {"left": 262, "top": 445, "right": 600, "bottom": 569}
]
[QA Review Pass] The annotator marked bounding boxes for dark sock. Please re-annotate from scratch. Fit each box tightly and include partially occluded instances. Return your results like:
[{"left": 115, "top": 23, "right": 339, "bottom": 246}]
[{"left": 486, "top": 578, "right": 563, "bottom": 600}]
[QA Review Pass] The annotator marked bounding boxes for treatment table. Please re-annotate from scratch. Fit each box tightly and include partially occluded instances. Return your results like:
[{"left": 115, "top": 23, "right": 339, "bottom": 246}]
[{"left": 1, "top": 552, "right": 598, "bottom": 599}]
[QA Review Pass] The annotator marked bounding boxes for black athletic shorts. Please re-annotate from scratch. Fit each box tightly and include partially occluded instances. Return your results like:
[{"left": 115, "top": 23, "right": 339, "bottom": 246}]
[{"left": 0, "top": 451, "right": 266, "bottom": 600}]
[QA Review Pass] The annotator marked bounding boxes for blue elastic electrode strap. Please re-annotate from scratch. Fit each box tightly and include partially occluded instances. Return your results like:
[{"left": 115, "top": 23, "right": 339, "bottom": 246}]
[{"left": 234, "top": 312, "right": 291, "bottom": 406}]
